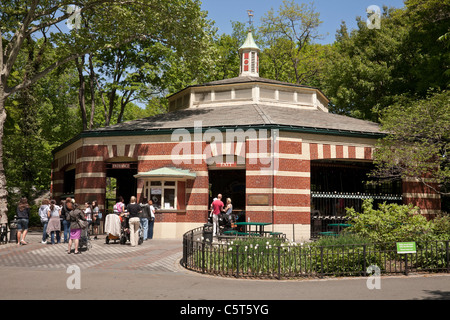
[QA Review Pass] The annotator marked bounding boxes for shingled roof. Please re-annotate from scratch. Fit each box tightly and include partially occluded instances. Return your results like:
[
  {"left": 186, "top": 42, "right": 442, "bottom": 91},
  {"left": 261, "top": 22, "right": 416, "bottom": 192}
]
[{"left": 89, "top": 103, "right": 382, "bottom": 137}]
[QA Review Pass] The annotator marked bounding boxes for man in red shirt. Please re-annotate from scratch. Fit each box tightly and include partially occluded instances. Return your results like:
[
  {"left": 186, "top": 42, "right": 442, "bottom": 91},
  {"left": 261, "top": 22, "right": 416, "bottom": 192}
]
[{"left": 211, "top": 194, "right": 224, "bottom": 237}]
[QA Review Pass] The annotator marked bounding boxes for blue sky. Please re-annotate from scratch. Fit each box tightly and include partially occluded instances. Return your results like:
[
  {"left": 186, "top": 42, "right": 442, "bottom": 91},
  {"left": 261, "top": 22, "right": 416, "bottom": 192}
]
[{"left": 200, "top": 0, "right": 406, "bottom": 44}]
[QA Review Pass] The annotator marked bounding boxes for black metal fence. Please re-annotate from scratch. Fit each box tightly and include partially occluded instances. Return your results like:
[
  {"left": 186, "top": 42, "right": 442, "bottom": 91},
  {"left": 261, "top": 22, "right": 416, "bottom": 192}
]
[
  {"left": 182, "top": 227, "right": 450, "bottom": 279},
  {"left": 310, "top": 192, "right": 403, "bottom": 238}
]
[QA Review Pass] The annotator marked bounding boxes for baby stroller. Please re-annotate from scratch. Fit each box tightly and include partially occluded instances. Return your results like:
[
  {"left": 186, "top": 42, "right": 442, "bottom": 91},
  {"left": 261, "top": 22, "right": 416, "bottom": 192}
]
[
  {"left": 219, "top": 213, "right": 236, "bottom": 235},
  {"left": 0, "top": 224, "right": 7, "bottom": 244},
  {"left": 119, "top": 215, "right": 144, "bottom": 245},
  {"left": 78, "top": 226, "right": 91, "bottom": 251},
  {"left": 105, "top": 213, "right": 121, "bottom": 244}
]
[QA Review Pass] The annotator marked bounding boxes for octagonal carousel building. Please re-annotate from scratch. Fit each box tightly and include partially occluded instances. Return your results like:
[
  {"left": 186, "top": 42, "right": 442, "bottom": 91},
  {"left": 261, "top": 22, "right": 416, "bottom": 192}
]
[{"left": 51, "top": 31, "right": 440, "bottom": 240}]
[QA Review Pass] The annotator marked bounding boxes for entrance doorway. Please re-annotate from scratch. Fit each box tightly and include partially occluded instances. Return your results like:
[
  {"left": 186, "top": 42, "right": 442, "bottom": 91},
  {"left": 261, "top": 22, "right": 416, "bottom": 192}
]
[
  {"left": 106, "top": 162, "right": 137, "bottom": 205},
  {"left": 208, "top": 169, "right": 245, "bottom": 210}
]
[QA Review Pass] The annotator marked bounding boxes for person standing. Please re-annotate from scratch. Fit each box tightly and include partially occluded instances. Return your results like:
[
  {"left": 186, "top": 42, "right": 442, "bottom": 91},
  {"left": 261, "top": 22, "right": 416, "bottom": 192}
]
[
  {"left": 16, "top": 197, "right": 30, "bottom": 245},
  {"left": 139, "top": 198, "right": 149, "bottom": 241},
  {"left": 224, "top": 198, "right": 233, "bottom": 215},
  {"left": 148, "top": 199, "right": 155, "bottom": 240},
  {"left": 91, "top": 200, "right": 100, "bottom": 240},
  {"left": 211, "top": 194, "right": 224, "bottom": 238},
  {"left": 113, "top": 196, "right": 125, "bottom": 214},
  {"left": 84, "top": 201, "right": 92, "bottom": 229},
  {"left": 60, "top": 198, "right": 72, "bottom": 243},
  {"left": 67, "top": 203, "right": 86, "bottom": 254},
  {"left": 38, "top": 199, "right": 50, "bottom": 244},
  {"left": 46, "top": 200, "right": 61, "bottom": 244},
  {"left": 126, "top": 196, "right": 142, "bottom": 247}
]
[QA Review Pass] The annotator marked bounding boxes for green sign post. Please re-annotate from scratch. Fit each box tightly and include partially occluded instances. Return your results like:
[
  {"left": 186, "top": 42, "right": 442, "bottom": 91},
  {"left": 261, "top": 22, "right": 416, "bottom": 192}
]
[{"left": 397, "top": 242, "right": 416, "bottom": 254}]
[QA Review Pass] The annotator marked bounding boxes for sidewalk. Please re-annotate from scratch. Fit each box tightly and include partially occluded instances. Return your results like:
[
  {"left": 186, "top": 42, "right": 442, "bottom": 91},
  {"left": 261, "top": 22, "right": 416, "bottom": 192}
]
[
  {"left": 1, "top": 231, "right": 449, "bottom": 301},
  {"left": 0, "top": 230, "right": 183, "bottom": 273}
]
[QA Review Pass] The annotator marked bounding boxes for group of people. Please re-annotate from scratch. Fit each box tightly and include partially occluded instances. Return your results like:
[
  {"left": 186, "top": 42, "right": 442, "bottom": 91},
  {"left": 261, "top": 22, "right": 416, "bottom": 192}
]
[
  {"left": 15, "top": 197, "right": 96, "bottom": 254},
  {"left": 210, "top": 194, "right": 233, "bottom": 237},
  {"left": 113, "top": 196, "right": 155, "bottom": 247},
  {"left": 38, "top": 198, "right": 101, "bottom": 247}
]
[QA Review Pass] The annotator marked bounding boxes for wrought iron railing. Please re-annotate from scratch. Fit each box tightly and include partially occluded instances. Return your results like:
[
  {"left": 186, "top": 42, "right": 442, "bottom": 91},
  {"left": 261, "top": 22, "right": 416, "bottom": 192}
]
[
  {"left": 310, "top": 192, "right": 403, "bottom": 238},
  {"left": 181, "top": 229, "right": 450, "bottom": 279}
]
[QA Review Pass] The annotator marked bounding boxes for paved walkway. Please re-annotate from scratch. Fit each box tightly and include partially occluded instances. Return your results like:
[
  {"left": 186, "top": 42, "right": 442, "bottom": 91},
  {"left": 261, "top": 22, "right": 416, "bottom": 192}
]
[
  {"left": 0, "top": 231, "right": 183, "bottom": 273},
  {"left": 0, "top": 231, "right": 449, "bottom": 304}
]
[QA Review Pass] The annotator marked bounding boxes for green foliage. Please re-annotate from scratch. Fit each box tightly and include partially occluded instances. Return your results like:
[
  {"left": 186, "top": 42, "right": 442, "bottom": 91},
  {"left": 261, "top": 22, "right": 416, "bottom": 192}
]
[
  {"left": 345, "top": 199, "right": 431, "bottom": 243},
  {"left": 322, "top": 3, "right": 449, "bottom": 122},
  {"left": 372, "top": 90, "right": 450, "bottom": 197},
  {"left": 313, "top": 233, "right": 368, "bottom": 247},
  {"left": 258, "top": 0, "right": 326, "bottom": 86}
]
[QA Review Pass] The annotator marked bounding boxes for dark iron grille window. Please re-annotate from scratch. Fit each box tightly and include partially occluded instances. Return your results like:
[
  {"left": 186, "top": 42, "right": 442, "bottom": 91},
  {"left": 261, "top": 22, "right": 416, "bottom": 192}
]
[{"left": 310, "top": 161, "right": 403, "bottom": 238}]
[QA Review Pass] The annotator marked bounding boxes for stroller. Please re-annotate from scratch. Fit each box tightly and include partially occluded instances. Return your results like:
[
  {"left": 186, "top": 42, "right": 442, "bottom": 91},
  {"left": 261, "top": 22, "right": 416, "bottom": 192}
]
[
  {"left": 208, "top": 213, "right": 236, "bottom": 235},
  {"left": 0, "top": 224, "right": 7, "bottom": 244},
  {"left": 105, "top": 213, "right": 121, "bottom": 244},
  {"left": 105, "top": 213, "right": 143, "bottom": 245},
  {"left": 78, "top": 226, "right": 91, "bottom": 251},
  {"left": 119, "top": 215, "right": 144, "bottom": 245}
]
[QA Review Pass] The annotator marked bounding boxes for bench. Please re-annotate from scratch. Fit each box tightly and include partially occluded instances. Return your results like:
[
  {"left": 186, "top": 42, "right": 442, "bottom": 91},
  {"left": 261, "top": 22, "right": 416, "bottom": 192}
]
[{"left": 318, "top": 231, "right": 338, "bottom": 237}]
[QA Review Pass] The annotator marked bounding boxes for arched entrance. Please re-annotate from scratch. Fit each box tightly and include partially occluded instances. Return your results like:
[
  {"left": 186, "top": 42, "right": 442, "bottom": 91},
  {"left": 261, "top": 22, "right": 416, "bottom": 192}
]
[
  {"left": 207, "top": 154, "right": 246, "bottom": 210},
  {"left": 105, "top": 158, "right": 138, "bottom": 206}
]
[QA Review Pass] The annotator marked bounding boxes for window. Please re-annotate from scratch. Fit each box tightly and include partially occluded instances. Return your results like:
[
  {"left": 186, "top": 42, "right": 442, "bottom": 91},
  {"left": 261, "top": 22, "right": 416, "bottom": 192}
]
[{"left": 144, "top": 180, "right": 177, "bottom": 210}]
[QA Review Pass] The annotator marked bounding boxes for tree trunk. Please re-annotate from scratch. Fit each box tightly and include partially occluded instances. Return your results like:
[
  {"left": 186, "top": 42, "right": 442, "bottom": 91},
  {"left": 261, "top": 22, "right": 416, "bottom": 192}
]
[
  {"left": 75, "top": 55, "right": 88, "bottom": 131},
  {"left": 88, "top": 54, "right": 96, "bottom": 130},
  {"left": 0, "top": 90, "right": 8, "bottom": 221}
]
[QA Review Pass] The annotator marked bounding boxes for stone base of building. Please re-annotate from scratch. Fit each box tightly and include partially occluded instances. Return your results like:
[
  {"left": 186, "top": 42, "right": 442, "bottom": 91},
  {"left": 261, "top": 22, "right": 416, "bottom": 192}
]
[{"left": 144, "top": 222, "right": 311, "bottom": 241}]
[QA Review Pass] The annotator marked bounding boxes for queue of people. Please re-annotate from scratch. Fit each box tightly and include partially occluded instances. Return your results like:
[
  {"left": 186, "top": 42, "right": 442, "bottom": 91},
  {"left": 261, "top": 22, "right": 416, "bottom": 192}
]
[
  {"left": 10, "top": 195, "right": 156, "bottom": 248},
  {"left": 112, "top": 196, "right": 155, "bottom": 246}
]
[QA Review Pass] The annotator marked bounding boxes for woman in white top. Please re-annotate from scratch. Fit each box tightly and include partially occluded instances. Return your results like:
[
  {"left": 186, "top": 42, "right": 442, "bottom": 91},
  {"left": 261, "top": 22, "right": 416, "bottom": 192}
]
[
  {"left": 84, "top": 202, "right": 92, "bottom": 230},
  {"left": 91, "top": 200, "right": 100, "bottom": 239},
  {"left": 46, "top": 200, "right": 61, "bottom": 244},
  {"left": 148, "top": 200, "right": 156, "bottom": 239}
]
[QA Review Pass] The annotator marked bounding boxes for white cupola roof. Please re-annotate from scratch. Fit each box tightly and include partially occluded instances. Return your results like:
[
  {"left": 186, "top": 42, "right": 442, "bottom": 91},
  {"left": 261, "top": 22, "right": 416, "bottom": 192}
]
[{"left": 239, "top": 30, "right": 260, "bottom": 77}]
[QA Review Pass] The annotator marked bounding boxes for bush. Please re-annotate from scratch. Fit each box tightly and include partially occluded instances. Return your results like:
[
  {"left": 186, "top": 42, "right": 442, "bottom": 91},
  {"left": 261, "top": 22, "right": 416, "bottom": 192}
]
[{"left": 345, "top": 199, "right": 430, "bottom": 243}]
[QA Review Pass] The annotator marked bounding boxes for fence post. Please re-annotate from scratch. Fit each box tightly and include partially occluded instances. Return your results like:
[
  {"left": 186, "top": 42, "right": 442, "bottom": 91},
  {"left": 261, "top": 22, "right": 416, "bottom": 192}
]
[
  {"left": 320, "top": 246, "right": 324, "bottom": 278},
  {"left": 235, "top": 245, "right": 240, "bottom": 278},
  {"left": 446, "top": 241, "right": 449, "bottom": 273},
  {"left": 363, "top": 244, "right": 367, "bottom": 276},
  {"left": 405, "top": 253, "right": 408, "bottom": 276},
  {"left": 202, "top": 241, "right": 205, "bottom": 274},
  {"left": 278, "top": 246, "right": 281, "bottom": 280}
]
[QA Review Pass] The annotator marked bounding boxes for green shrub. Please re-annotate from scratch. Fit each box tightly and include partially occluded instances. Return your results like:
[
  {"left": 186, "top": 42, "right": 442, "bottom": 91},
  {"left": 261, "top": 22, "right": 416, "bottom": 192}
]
[{"left": 345, "top": 199, "right": 430, "bottom": 243}]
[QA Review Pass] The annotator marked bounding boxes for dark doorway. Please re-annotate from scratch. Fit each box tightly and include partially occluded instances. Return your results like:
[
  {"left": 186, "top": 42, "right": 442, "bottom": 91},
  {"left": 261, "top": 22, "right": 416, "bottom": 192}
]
[
  {"left": 209, "top": 169, "right": 245, "bottom": 210},
  {"left": 106, "top": 163, "right": 137, "bottom": 205}
]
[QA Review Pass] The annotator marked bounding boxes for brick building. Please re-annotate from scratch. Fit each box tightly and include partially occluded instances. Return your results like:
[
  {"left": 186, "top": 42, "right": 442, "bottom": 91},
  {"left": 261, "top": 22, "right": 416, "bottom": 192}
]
[{"left": 51, "top": 31, "right": 440, "bottom": 240}]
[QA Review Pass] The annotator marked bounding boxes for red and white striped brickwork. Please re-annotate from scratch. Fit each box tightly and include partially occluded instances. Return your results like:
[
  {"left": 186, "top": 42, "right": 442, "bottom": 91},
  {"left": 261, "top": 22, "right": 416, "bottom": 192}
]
[{"left": 52, "top": 133, "right": 441, "bottom": 239}]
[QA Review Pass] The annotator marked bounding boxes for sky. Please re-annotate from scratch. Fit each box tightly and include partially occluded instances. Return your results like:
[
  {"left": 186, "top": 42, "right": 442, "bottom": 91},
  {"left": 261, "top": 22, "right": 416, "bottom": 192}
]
[{"left": 200, "top": 0, "right": 406, "bottom": 44}]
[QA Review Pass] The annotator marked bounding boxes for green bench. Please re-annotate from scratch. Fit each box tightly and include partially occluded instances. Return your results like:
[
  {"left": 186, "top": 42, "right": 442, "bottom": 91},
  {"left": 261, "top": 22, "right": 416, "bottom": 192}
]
[{"left": 318, "top": 231, "right": 338, "bottom": 237}]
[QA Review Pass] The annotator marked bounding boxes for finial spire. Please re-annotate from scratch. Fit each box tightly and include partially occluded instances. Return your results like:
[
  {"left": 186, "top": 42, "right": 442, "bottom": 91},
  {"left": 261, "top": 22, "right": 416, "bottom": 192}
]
[
  {"left": 239, "top": 11, "right": 260, "bottom": 77},
  {"left": 247, "top": 10, "right": 254, "bottom": 31}
]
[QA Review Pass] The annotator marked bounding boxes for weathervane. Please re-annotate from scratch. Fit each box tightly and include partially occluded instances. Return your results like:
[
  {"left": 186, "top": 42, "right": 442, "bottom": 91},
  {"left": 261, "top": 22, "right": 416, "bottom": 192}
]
[{"left": 247, "top": 10, "right": 254, "bottom": 31}]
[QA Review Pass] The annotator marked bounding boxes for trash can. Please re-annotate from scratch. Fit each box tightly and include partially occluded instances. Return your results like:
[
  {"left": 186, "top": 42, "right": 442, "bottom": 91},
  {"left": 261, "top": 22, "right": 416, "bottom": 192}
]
[
  {"left": 9, "top": 216, "right": 18, "bottom": 244},
  {"left": 203, "top": 222, "right": 213, "bottom": 243}
]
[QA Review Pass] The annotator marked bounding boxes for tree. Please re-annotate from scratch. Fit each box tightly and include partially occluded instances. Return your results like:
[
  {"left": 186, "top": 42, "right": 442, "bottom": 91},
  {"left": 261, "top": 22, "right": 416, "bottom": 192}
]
[
  {"left": 371, "top": 90, "right": 450, "bottom": 197},
  {"left": 322, "top": 3, "right": 449, "bottom": 122},
  {"left": 258, "top": 0, "right": 325, "bottom": 85},
  {"left": 0, "top": 0, "right": 212, "bottom": 217}
]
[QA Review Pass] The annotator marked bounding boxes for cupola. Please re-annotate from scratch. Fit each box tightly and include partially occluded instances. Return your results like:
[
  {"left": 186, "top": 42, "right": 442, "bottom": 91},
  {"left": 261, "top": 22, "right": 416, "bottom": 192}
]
[{"left": 239, "top": 30, "right": 260, "bottom": 77}]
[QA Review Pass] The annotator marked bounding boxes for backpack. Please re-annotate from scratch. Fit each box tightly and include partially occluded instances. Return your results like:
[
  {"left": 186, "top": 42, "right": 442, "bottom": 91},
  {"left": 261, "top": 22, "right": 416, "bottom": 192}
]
[{"left": 113, "top": 202, "right": 123, "bottom": 213}]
